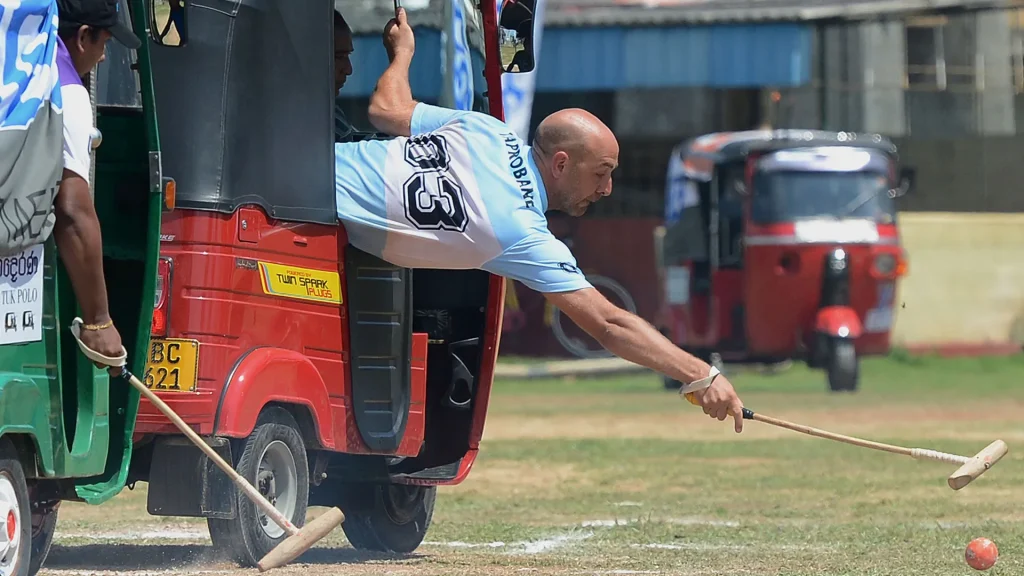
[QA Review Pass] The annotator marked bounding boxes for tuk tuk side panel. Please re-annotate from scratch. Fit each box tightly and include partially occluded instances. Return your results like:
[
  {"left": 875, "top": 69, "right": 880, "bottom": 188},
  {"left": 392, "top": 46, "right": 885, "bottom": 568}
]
[
  {"left": 73, "top": 0, "right": 163, "bottom": 504},
  {"left": 0, "top": 239, "right": 71, "bottom": 478},
  {"left": 137, "top": 212, "right": 346, "bottom": 442}
]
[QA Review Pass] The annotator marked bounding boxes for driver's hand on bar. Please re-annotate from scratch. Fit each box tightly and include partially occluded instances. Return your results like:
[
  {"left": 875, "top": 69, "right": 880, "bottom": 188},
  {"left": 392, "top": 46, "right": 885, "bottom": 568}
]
[
  {"left": 79, "top": 322, "right": 124, "bottom": 375},
  {"left": 383, "top": 7, "right": 415, "bottom": 61}
]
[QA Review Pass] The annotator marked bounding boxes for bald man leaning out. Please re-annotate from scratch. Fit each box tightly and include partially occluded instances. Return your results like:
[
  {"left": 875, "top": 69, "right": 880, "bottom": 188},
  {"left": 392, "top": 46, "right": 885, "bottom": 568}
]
[{"left": 333, "top": 8, "right": 746, "bottom": 431}]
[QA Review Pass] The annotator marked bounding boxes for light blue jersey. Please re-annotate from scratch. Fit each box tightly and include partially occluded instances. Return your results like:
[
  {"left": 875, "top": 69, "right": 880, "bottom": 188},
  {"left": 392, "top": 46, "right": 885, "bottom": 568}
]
[{"left": 334, "top": 102, "right": 592, "bottom": 294}]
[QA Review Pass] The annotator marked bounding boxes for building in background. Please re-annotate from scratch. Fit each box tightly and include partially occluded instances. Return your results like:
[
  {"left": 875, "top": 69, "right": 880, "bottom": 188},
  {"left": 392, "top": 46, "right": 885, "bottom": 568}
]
[
  {"left": 514, "top": 0, "right": 1024, "bottom": 357},
  {"left": 336, "top": 0, "right": 1024, "bottom": 357}
]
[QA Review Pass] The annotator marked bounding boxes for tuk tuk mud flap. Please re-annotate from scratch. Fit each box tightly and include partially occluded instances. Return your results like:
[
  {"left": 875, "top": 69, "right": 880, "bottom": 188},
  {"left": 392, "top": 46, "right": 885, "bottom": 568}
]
[
  {"left": 147, "top": 436, "right": 236, "bottom": 519},
  {"left": 864, "top": 281, "right": 895, "bottom": 333},
  {"left": 0, "top": 244, "right": 43, "bottom": 345}
]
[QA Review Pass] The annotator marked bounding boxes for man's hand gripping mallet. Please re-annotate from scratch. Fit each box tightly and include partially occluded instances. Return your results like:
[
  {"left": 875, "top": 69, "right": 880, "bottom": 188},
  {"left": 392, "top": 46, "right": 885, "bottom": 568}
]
[
  {"left": 680, "top": 378, "right": 1007, "bottom": 490},
  {"left": 69, "top": 318, "right": 344, "bottom": 571}
]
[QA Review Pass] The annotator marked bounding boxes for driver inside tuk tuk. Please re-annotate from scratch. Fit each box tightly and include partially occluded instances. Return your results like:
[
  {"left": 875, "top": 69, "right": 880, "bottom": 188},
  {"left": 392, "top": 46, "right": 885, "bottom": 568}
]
[
  {"left": 334, "top": 8, "right": 389, "bottom": 143},
  {"left": 333, "top": 8, "right": 746, "bottom": 431}
]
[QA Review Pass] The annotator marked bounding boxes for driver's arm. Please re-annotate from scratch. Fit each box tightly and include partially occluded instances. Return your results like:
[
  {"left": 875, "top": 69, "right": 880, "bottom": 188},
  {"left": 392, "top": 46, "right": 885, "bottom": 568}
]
[{"left": 368, "top": 9, "right": 418, "bottom": 136}]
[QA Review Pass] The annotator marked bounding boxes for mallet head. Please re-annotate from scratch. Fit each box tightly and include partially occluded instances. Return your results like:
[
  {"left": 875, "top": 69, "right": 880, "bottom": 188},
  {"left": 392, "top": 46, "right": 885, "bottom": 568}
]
[
  {"left": 948, "top": 440, "right": 1008, "bottom": 491},
  {"left": 257, "top": 506, "right": 345, "bottom": 571}
]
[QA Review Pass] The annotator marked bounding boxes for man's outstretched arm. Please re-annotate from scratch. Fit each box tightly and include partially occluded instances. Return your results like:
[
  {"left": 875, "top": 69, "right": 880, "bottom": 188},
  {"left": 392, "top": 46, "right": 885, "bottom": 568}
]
[
  {"left": 368, "top": 8, "right": 417, "bottom": 136},
  {"left": 545, "top": 287, "right": 745, "bottom": 432}
]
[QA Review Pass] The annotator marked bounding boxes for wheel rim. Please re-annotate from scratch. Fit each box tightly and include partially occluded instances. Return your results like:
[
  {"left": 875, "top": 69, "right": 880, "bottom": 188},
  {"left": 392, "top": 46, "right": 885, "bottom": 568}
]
[
  {"left": 382, "top": 484, "right": 422, "bottom": 526},
  {"left": 255, "top": 440, "right": 298, "bottom": 540},
  {"left": 0, "top": 473, "right": 21, "bottom": 575}
]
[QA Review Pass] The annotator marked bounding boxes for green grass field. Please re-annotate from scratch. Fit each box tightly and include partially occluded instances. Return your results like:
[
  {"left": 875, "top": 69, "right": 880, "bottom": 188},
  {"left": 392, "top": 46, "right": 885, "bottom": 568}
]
[{"left": 42, "top": 354, "right": 1024, "bottom": 575}]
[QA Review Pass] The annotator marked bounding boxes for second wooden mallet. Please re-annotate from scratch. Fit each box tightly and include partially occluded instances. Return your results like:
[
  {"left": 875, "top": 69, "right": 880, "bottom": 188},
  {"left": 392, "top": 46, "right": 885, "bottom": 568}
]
[{"left": 69, "top": 319, "right": 345, "bottom": 571}]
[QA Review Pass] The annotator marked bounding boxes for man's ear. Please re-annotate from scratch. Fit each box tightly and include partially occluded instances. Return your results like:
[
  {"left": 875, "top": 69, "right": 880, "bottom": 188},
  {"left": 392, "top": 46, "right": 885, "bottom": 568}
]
[
  {"left": 551, "top": 150, "right": 569, "bottom": 177},
  {"left": 73, "top": 25, "right": 89, "bottom": 53}
]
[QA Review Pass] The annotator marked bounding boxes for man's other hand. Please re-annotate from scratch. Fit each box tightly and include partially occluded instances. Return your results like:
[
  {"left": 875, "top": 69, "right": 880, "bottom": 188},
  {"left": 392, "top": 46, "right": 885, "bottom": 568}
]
[
  {"left": 691, "top": 375, "right": 744, "bottom": 433},
  {"left": 79, "top": 323, "right": 124, "bottom": 373},
  {"left": 383, "top": 7, "right": 415, "bottom": 61}
]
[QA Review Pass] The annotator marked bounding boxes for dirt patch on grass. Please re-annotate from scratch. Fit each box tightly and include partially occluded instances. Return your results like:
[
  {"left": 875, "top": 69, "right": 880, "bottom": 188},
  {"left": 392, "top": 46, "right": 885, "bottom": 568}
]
[{"left": 456, "top": 461, "right": 588, "bottom": 495}]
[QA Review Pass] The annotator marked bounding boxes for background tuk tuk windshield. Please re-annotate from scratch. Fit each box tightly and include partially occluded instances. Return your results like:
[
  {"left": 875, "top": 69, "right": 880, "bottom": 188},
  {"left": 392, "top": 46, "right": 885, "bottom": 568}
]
[{"left": 751, "top": 167, "right": 897, "bottom": 225}]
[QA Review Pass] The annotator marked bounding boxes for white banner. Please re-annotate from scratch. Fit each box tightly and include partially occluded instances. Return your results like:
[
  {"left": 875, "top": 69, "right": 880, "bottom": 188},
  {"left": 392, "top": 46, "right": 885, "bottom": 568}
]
[
  {"left": 500, "top": 0, "right": 545, "bottom": 139},
  {"left": 441, "top": 0, "right": 475, "bottom": 111}
]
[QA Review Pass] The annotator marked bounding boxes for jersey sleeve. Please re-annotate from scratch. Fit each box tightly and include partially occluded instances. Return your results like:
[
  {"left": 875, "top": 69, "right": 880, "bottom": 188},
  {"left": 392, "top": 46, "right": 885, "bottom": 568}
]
[
  {"left": 410, "top": 102, "right": 470, "bottom": 135},
  {"left": 483, "top": 229, "right": 594, "bottom": 294},
  {"left": 60, "top": 84, "right": 94, "bottom": 183}
]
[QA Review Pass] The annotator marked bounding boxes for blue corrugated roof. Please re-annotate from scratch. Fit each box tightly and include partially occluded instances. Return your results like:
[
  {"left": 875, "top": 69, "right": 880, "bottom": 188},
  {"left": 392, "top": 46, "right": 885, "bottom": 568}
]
[
  {"left": 534, "top": 23, "right": 812, "bottom": 91},
  {"left": 341, "top": 22, "right": 812, "bottom": 98},
  {"left": 545, "top": 0, "right": 1015, "bottom": 27}
]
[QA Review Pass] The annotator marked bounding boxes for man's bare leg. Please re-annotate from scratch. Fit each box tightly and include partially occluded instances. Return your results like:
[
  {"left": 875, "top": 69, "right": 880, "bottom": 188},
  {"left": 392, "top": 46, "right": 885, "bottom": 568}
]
[{"left": 53, "top": 169, "right": 124, "bottom": 367}]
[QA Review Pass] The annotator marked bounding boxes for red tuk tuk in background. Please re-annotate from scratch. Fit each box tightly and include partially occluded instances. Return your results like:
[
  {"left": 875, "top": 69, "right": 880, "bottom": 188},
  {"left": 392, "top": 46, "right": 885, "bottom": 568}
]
[
  {"left": 122, "top": 0, "right": 533, "bottom": 567},
  {"left": 653, "top": 130, "right": 911, "bottom": 393}
]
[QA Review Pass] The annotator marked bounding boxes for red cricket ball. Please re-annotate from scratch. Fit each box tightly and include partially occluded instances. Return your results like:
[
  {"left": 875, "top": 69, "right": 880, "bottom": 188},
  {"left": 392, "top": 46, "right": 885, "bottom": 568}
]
[{"left": 965, "top": 537, "right": 998, "bottom": 571}]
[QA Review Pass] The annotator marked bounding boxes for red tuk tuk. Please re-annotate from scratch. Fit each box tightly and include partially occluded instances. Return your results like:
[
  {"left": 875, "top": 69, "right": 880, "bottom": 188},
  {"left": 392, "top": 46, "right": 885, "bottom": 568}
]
[
  {"left": 121, "top": 0, "right": 532, "bottom": 566},
  {"left": 653, "top": 130, "right": 910, "bottom": 392}
]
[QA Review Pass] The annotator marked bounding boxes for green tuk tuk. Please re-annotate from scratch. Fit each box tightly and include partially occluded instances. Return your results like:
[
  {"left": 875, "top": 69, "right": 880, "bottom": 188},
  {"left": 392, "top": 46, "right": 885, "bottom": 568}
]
[{"left": 0, "top": 0, "right": 163, "bottom": 573}]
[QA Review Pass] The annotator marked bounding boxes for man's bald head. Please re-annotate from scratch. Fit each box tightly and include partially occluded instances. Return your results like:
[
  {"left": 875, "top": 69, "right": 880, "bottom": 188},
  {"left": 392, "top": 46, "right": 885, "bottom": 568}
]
[
  {"left": 533, "top": 108, "right": 615, "bottom": 160},
  {"left": 531, "top": 109, "right": 619, "bottom": 216}
]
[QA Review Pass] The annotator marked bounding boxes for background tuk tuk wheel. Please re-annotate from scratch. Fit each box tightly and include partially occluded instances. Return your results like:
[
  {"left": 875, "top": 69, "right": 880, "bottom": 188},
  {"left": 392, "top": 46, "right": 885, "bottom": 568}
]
[
  {"left": 0, "top": 437, "right": 31, "bottom": 576},
  {"left": 551, "top": 274, "right": 637, "bottom": 359},
  {"left": 339, "top": 482, "right": 436, "bottom": 553},
  {"left": 27, "top": 500, "right": 57, "bottom": 576},
  {"left": 827, "top": 338, "right": 859, "bottom": 392},
  {"left": 207, "top": 407, "right": 309, "bottom": 567}
]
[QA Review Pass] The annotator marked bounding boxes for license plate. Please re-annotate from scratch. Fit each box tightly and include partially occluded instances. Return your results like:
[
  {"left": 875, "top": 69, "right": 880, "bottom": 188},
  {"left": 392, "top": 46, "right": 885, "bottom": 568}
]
[{"left": 144, "top": 339, "right": 199, "bottom": 392}]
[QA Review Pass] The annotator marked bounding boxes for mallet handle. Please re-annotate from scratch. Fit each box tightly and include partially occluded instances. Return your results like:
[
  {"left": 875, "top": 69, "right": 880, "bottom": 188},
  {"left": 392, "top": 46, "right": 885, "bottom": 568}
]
[
  {"left": 743, "top": 408, "right": 912, "bottom": 456},
  {"left": 742, "top": 409, "right": 970, "bottom": 464}
]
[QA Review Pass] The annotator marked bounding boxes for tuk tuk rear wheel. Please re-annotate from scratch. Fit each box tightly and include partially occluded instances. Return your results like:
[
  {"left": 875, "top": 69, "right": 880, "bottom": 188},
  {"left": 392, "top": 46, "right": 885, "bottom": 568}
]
[
  {"left": 827, "top": 339, "right": 859, "bottom": 392},
  {"left": 27, "top": 501, "right": 57, "bottom": 576},
  {"left": 340, "top": 483, "right": 435, "bottom": 553},
  {"left": 207, "top": 407, "right": 309, "bottom": 567},
  {"left": 0, "top": 438, "right": 31, "bottom": 576}
]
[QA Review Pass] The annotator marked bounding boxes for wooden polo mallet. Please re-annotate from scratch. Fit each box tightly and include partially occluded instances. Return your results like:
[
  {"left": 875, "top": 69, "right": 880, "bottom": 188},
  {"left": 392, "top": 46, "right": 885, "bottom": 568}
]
[
  {"left": 70, "top": 319, "right": 344, "bottom": 570},
  {"left": 679, "top": 373, "right": 1008, "bottom": 490}
]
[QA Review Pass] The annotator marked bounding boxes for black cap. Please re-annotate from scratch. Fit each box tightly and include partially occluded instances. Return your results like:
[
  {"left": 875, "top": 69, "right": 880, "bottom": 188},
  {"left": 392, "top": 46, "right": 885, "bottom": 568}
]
[{"left": 58, "top": 0, "right": 142, "bottom": 50}]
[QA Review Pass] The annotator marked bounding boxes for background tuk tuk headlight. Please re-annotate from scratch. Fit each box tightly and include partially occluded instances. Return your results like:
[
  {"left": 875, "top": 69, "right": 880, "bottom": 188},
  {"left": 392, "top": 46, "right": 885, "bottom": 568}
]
[
  {"left": 829, "top": 248, "right": 847, "bottom": 271},
  {"left": 873, "top": 253, "right": 897, "bottom": 276}
]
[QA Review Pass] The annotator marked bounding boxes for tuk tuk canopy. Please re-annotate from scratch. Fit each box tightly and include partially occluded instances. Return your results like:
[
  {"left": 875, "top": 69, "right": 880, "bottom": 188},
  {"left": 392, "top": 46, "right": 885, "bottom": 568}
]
[
  {"left": 150, "top": 0, "right": 337, "bottom": 224},
  {"left": 661, "top": 129, "right": 898, "bottom": 264}
]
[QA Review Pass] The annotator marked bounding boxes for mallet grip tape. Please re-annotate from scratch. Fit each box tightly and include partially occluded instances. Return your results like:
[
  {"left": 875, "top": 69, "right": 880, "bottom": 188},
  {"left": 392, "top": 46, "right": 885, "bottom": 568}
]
[{"left": 910, "top": 448, "right": 969, "bottom": 465}]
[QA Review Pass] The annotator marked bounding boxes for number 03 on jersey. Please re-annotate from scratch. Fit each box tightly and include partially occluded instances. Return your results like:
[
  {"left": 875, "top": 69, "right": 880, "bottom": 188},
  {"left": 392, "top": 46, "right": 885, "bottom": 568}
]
[{"left": 144, "top": 339, "right": 200, "bottom": 393}]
